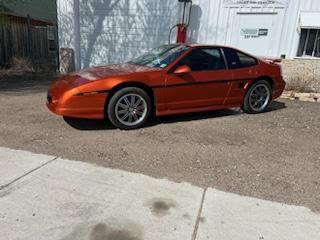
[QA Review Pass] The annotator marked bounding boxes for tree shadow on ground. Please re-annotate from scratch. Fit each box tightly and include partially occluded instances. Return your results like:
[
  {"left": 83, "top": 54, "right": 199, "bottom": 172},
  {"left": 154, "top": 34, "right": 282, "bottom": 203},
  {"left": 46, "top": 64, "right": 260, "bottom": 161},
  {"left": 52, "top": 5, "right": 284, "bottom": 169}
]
[
  {"left": 63, "top": 101, "right": 286, "bottom": 131},
  {"left": 0, "top": 73, "right": 59, "bottom": 94}
]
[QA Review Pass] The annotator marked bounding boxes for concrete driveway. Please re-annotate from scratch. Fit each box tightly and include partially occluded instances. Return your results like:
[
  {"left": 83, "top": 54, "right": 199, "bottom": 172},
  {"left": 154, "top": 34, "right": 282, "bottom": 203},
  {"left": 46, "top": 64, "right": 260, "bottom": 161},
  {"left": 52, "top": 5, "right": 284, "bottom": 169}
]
[
  {"left": 0, "top": 73, "right": 319, "bottom": 213},
  {"left": 1, "top": 147, "right": 320, "bottom": 240}
]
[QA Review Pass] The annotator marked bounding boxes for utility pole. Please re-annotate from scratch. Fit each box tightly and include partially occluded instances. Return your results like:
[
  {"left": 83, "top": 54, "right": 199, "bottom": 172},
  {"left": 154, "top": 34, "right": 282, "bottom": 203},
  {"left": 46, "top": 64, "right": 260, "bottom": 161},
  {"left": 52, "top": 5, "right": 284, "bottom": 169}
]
[{"left": 73, "top": 0, "right": 81, "bottom": 69}]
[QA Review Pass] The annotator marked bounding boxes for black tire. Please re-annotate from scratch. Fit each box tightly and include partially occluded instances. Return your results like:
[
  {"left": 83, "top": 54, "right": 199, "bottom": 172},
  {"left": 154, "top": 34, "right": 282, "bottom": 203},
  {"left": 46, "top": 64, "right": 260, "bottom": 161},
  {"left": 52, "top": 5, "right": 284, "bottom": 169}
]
[
  {"left": 242, "top": 80, "right": 272, "bottom": 114},
  {"left": 107, "top": 87, "right": 152, "bottom": 130}
]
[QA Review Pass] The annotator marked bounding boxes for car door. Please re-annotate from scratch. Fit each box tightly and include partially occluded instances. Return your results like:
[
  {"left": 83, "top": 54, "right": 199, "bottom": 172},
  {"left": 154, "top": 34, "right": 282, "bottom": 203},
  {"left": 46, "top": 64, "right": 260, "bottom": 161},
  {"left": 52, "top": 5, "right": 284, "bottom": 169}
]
[
  {"left": 165, "top": 47, "right": 233, "bottom": 111},
  {"left": 222, "top": 47, "right": 259, "bottom": 105}
]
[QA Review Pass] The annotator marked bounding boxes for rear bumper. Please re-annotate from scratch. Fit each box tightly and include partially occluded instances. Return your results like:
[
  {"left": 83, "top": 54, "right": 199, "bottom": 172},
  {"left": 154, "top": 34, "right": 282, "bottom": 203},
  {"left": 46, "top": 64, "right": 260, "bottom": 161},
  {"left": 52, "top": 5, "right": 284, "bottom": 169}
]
[{"left": 273, "top": 76, "right": 286, "bottom": 100}]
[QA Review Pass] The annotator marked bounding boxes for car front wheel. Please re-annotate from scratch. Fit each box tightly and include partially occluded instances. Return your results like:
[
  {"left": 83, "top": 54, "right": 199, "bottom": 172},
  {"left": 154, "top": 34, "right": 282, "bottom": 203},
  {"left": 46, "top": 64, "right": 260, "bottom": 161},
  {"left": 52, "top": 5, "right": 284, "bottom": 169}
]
[
  {"left": 242, "top": 80, "right": 272, "bottom": 114},
  {"left": 107, "top": 87, "right": 152, "bottom": 130}
]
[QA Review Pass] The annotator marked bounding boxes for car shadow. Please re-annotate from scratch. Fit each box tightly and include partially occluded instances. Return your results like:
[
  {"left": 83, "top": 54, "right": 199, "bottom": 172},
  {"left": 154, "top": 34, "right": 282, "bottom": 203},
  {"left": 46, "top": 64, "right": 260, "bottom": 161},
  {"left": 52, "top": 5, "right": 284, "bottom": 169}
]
[
  {"left": 150, "top": 108, "right": 242, "bottom": 126},
  {"left": 63, "top": 101, "right": 286, "bottom": 131},
  {"left": 265, "top": 100, "right": 286, "bottom": 112},
  {"left": 63, "top": 117, "right": 117, "bottom": 130},
  {"left": 147, "top": 100, "right": 286, "bottom": 127}
]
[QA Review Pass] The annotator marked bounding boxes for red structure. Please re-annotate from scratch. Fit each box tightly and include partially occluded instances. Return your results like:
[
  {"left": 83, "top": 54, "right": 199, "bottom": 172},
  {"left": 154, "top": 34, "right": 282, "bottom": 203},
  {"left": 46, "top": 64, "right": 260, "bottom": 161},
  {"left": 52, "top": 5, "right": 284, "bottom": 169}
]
[
  {"left": 168, "top": 0, "right": 192, "bottom": 44},
  {"left": 176, "top": 24, "right": 187, "bottom": 43}
]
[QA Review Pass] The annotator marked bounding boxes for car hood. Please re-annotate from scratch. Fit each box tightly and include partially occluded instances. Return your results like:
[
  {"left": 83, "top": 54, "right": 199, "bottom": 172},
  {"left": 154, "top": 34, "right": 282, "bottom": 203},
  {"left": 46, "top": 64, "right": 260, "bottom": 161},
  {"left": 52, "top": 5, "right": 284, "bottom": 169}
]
[
  {"left": 69, "top": 63, "right": 158, "bottom": 81},
  {"left": 49, "top": 63, "right": 157, "bottom": 100}
]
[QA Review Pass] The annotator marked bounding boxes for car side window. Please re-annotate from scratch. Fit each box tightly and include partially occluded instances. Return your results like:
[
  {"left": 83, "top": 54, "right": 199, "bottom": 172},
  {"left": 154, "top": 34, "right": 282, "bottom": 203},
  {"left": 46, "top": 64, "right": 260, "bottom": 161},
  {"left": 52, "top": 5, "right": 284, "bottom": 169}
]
[
  {"left": 223, "top": 48, "right": 257, "bottom": 69},
  {"left": 177, "top": 48, "right": 226, "bottom": 71}
]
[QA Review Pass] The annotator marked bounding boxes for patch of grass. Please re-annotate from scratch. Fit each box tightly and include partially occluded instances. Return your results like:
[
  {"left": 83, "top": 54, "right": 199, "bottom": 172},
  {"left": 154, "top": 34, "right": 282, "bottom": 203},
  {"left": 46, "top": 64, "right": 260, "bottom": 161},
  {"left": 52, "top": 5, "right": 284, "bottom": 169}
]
[
  {"left": 9, "top": 57, "right": 34, "bottom": 72},
  {"left": 0, "top": 57, "right": 35, "bottom": 76}
]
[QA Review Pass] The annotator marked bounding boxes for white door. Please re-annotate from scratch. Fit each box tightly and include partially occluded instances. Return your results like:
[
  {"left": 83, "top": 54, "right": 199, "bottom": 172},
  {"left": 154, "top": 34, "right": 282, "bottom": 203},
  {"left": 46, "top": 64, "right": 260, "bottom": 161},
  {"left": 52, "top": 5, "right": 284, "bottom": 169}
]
[{"left": 230, "top": 13, "right": 279, "bottom": 56}]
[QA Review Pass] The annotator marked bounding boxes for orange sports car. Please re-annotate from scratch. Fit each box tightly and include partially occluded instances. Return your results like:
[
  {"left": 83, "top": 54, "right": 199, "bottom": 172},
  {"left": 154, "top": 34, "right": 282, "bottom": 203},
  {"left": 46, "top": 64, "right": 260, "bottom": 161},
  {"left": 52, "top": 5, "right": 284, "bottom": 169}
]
[{"left": 47, "top": 44, "right": 285, "bottom": 130}]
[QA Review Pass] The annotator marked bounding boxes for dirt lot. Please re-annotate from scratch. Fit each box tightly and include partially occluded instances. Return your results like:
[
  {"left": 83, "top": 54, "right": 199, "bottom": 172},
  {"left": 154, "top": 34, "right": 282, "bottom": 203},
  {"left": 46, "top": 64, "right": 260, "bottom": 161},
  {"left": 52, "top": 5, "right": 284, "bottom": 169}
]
[{"left": 0, "top": 74, "right": 319, "bottom": 212}]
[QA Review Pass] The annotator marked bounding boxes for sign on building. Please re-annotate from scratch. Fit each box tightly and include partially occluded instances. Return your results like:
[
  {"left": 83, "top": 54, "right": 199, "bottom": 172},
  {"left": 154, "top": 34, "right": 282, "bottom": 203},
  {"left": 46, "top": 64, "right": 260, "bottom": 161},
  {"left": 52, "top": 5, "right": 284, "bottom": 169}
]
[
  {"left": 224, "top": 0, "right": 288, "bottom": 8},
  {"left": 241, "top": 28, "right": 269, "bottom": 38}
]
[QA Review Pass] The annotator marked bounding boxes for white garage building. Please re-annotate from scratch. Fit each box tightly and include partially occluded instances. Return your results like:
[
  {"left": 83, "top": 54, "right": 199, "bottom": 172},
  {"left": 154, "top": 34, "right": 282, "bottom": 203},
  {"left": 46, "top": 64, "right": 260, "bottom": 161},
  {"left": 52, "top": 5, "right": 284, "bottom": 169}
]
[{"left": 57, "top": 0, "right": 320, "bottom": 70}]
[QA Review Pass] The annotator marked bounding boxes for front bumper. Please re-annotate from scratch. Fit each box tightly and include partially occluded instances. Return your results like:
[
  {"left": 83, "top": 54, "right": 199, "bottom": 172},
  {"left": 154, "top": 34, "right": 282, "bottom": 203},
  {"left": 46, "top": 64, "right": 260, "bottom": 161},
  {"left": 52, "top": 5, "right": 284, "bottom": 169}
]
[{"left": 46, "top": 91, "right": 108, "bottom": 119}]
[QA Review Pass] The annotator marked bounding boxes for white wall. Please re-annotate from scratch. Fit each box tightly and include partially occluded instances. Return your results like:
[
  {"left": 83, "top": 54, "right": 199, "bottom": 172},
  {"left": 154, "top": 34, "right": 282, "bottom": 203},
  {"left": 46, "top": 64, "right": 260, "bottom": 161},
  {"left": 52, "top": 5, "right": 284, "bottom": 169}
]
[
  {"left": 57, "top": 0, "right": 179, "bottom": 69},
  {"left": 190, "top": 0, "right": 320, "bottom": 59},
  {"left": 57, "top": 0, "right": 320, "bottom": 70}
]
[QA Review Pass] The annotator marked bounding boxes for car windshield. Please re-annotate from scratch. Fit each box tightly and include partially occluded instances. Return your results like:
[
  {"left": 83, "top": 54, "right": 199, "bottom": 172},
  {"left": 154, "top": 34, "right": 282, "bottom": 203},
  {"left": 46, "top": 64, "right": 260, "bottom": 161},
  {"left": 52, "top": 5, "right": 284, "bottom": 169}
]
[{"left": 128, "top": 45, "right": 189, "bottom": 69}]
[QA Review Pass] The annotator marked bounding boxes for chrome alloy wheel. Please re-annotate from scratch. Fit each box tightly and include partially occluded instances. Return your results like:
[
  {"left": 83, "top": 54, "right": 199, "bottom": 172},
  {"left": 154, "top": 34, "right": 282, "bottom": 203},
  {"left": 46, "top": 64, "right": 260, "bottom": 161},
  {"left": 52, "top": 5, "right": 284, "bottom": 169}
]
[
  {"left": 248, "top": 84, "right": 271, "bottom": 112},
  {"left": 115, "top": 93, "right": 147, "bottom": 127}
]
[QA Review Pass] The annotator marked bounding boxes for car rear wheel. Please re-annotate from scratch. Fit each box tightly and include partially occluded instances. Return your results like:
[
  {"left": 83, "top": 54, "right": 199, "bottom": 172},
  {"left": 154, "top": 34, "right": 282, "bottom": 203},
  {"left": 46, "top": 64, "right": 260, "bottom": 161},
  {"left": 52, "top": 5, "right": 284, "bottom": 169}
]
[
  {"left": 107, "top": 87, "right": 152, "bottom": 130},
  {"left": 242, "top": 80, "right": 272, "bottom": 114}
]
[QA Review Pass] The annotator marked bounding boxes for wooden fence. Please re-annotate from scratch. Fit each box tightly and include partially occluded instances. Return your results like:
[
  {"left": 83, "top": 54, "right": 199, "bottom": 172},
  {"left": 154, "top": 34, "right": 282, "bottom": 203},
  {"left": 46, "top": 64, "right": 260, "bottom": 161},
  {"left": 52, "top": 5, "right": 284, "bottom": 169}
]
[{"left": 0, "top": 13, "right": 58, "bottom": 69}]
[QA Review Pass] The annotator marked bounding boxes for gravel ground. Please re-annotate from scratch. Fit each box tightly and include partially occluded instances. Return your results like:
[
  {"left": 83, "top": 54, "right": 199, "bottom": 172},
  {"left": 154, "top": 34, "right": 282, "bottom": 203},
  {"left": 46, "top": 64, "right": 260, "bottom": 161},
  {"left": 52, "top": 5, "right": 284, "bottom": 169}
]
[{"left": 0, "top": 74, "right": 319, "bottom": 212}]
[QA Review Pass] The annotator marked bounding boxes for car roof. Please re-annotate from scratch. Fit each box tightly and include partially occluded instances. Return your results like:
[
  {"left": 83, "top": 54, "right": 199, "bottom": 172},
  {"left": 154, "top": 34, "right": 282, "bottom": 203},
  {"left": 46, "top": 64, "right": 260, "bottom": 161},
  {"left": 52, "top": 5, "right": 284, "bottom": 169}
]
[
  {"left": 168, "top": 43, "right": 231, "bottom": 49},
  {"left": 183, "top": 43, "right": 259, "bottom": 58},
  {"left": 189, "top": 43, "right": 228, "bottom": 48},
  {"left": 164, "top": 43, "right": 259, "bottom": 59}
]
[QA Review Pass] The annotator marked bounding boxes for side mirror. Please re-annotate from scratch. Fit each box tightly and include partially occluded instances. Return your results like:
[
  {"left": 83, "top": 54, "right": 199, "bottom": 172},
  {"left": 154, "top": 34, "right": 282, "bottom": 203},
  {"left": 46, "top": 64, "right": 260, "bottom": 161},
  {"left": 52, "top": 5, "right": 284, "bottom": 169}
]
[{"left": 173, "top": 65, "right": 191, "bottom": 75}]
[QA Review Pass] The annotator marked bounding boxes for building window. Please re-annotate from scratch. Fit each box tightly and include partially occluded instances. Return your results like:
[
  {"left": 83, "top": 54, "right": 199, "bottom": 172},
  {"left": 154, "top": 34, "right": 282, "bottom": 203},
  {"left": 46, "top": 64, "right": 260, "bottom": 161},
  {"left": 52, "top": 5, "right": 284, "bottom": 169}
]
[
  {"left": 297, "top": 29, "right": 320, "bottom": 58},
  {"left": 47, "top": 26, "right": 57, "bottom": 52}
]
